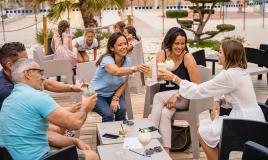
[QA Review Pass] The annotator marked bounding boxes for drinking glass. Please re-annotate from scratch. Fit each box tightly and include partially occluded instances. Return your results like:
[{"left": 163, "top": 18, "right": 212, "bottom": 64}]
[
  {"left": 157, "top": 63, "right": 166, "bottom": 84},
  {"left": 165, "top": 59, "right": 175, "bottom": 87},
  {"left": 80, "top": 82, "right": 97, "bottom": 120},
  {"left": 138, "top": 131, "right": 152, "bottom": 156}
]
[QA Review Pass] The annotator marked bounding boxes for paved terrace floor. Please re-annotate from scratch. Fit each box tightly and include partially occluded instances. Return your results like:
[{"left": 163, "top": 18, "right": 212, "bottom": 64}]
[{"left": 48, "top": 73, "right": 268, "bottom": 160}]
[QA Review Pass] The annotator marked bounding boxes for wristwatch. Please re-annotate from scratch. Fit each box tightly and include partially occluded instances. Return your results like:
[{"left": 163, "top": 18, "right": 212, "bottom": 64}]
[
  {"left": 131, "top": 66, "right": 136, "bottom": 73},
  {"left": 172, "top": 75, "right": 178, "bottom": 83}
]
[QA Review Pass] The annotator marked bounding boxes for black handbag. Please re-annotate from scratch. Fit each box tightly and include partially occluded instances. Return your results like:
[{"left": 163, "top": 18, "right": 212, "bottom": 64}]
[{"left": 170, "top": 125, "right": 191, "bottom": 152}]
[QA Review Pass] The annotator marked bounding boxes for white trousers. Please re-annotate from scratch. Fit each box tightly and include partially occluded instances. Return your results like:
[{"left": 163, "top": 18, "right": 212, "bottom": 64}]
[{"left": 151, "top": 90, "right": 189, "bottom": 148}]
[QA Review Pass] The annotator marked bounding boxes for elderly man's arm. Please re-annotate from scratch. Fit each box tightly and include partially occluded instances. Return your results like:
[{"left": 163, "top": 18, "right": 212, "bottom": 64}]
[
  {"left": 47, "top": 131, "right": 91, "bottom": 150},
  {"left": 47, "top": 94, "right": 97, "bottom": 130},
  {"left": 43, "top": 79, "right": 83, "bottom": 92}
]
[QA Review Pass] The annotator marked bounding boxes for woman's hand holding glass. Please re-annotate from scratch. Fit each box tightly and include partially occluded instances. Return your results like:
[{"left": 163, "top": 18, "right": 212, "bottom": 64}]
[
  {"left": 157, "top": 69, "right": 174, "bottom": 81},
  {"left": 134, "top": 64, "right": 151, "bottom": 74}
]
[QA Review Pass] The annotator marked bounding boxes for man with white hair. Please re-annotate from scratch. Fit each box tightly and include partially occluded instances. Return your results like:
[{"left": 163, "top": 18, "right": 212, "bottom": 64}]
[{"left": 0, "top": 59, "right": 99, "bottom": 160}]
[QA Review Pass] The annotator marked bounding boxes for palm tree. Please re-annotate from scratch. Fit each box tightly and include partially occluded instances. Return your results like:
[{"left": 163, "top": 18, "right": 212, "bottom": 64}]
[{"left": 34, "top": 0, "right": 126, "bottom": 28}]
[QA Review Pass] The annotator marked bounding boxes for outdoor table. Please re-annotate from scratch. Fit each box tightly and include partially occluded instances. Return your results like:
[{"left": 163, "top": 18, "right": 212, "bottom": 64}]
[
  {"left": 97, "top": 139, "right": 172, "bottom": 160},
  {"left": 96, "top": 118, "right": 161, "bottom": 145}
]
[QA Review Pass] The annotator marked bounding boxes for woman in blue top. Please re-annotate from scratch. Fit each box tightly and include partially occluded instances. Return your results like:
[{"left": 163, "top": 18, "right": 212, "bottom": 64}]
[{"left": 91, "top": 32, "right": 149, "bottom": 122}]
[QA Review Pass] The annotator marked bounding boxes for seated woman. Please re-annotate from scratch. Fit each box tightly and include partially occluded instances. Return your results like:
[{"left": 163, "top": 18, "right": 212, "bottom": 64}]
[
  {"left": 151, "top": 27, "right": 200, "bottom": 154},
  {"left": 123, "top": 26, "right": 140, "bottom": 52},
  {"left": 51, "top": 20, "right": 77, "bottom": 67},
  {"left": 158, "top": 40, "right": 265, "bottom": 160},
  {"left": 91, "top": 32, "right": 149, "bottom": 122}
]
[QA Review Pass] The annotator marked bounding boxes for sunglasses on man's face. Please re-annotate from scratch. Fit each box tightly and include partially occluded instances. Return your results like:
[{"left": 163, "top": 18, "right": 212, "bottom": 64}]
[{"left": 26, "top": 68, "right": 44, "bottom": 76}]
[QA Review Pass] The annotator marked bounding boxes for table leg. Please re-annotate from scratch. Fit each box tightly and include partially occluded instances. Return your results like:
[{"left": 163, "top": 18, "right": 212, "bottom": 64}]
[{"left": 212, "top": 62, "right": 215, "bottom": 75}]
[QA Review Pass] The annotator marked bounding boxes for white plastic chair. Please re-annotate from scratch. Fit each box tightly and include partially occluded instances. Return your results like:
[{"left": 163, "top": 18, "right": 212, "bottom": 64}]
[{"left": 32, "top": 46, "right": 74, "bottom": 84}]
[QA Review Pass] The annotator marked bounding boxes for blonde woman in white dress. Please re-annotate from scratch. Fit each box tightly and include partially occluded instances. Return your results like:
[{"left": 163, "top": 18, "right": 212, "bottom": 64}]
[{"left": 158, "top": 40, "right": 265, "bottom": 160}]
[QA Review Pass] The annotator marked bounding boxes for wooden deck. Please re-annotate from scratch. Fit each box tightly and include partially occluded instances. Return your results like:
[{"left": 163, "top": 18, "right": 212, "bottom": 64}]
[{"left": 49, "top": 75, "right": 267, "bottom": 160}]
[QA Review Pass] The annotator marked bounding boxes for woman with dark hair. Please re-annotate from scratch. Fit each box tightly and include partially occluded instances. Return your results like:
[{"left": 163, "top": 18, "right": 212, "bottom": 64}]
[
  {"left": 51, "top": 20, "right": 76, "bottom": 67},
  {"left": 151, "top": 27, "right": 200, "bottom": 153},
  {"left": 158, "top": 40, "right": 265, "bottom": 159},
  {"left": 91, "top": 32, "right": 149, "bottom": 122}
]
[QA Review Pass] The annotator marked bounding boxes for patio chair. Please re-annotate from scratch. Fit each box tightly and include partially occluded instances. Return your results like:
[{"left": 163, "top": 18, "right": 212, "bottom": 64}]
[
  {"left": 242, "top": 141, "right": 268, "bottom": 160},
  {"left": 128, "top": 42, "right": 145, "bottom": 93},
  {"left": 76, "top": 62, "right": 133, "bottom": 120},
  {"left": 143, "top": 65, "right": 213, "bottom": 159},
  {"left": 219, "top": 119, "right": 268, "bottom": 160},
  {"left": 43, "top": 145, "right": 79, "bottom": 160},
  {"left": 257, "top": 102, "right": 268, "bottom": 122},
  {"left": 32, "top": 45, "right": 74, "bottom": 84},
  {"left": 192, "top": 49, "right": 206, "bottom": 67},
  {"left": 0, "top": 146, "right": 13, "bottom": 160},
  {"left": 245, "top": 47, "right": 268, "bottom": 82}
]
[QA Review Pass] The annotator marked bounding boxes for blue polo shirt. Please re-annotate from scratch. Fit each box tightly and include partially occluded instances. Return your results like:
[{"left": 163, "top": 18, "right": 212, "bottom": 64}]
[
  {"left": 91, "top": 55, "right": 131, "bottom": 97},
  {"left": 0, "top": 69, "right": 14, "bottom": 110},
  {"left": 0, "top": 83, "right": 59, "bottom": 160}
]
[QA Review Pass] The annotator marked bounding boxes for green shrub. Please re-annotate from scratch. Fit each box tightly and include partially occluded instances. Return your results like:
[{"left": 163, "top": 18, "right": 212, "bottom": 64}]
[
  {"left": 166, "top": 10, "right": 188, "bottom": 18},
  {"left": 100, "top": 32, "right": 112, "bottom": 40},
  {"left": 36, "top": 30, "right": 54, "bottom": 45},
  {"left": 216, "top": 24, "right": 235, "bottom": 31},
  {"left": 188, "top": 39, "right": 220, "bottom": 51},
  {"left": 178, "top": 20, "right": 193, "bottom": 28},
  {"left": 72, "top": 29, "right": 84, "bottom": 39},
  {"left": 222, "top": 36, "right": 246, "bottom": 43}
]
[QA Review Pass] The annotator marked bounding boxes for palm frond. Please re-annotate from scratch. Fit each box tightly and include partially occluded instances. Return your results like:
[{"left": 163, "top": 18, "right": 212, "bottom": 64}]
[{"left": 47, "top": 1, "right": 77, "bottom": 21}]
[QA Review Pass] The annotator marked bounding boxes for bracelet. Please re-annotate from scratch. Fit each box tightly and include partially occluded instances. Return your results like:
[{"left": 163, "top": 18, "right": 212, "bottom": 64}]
[
  {"left": 112, "top": 95, "right": 120, "bottom": 101},
  {"left": 131, "top": 66, "right": 136, "bottom": 73}
]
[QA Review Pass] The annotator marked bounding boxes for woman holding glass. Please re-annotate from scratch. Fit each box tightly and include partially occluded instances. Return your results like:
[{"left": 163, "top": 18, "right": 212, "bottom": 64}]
[
  {"left": 91, "top": 32, "right": 149, "bottom": 122},
  {"left": 151, "top": 27, "right": 200, "bottom": 153},
  {"left": 158, "top": 40, "right": 265, "bottom": 160}
]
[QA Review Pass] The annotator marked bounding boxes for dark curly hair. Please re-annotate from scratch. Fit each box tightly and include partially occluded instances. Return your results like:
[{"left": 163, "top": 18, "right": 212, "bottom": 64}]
[
  {"left": 162, "top": 27, "right": 188, "bottom": 52},
  {"left": 125, "top": 26, "right": 140, "bottom": 41},
  {"left": 58, "top": 20, "right": 70, "bottom": 44}
]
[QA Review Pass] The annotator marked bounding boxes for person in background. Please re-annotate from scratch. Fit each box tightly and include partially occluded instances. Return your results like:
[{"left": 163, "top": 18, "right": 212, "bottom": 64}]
[
  {"left": 51, "top": 20, "right": 77, "bottom": 67},
  {"left": 113, "top": 21, "right": 126, "bottom": 33},
  {"left": 72, "top": 29, "right": 99, "bottom": 61},
  {"left": 123, "top": 25, "right": 140, "bottom": 52},
  {"left": 0, "top": 58, "right": 98, "bottom": 160},
  {"left": 91, "top": 32, "right": 149, "bottom": 122},
  {"left": 158, "top": 40, "right": 265, "bottom": 160},
  {"left": 151, "top": 27, "right": 200, "bottom": 154}
]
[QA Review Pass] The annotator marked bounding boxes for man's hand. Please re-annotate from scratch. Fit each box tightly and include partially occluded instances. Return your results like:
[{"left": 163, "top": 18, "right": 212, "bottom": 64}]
[
  {"left": 211, "top": 101, "right": 220, "bottom": 121},
  {"left": 82, "top": 94, "right": 97, "bottom": 112},
  {"left": 110, "top": 100, "right": 119, "bottom": 112},
  {"left": 165, "top": 94, "right": 178, "bottom": 109},
  {"left": 68, "top": 102, "right": 82, "bottom": 113},
  {"left": 74, "top": 138, "right": 91, "bottom": 150}
]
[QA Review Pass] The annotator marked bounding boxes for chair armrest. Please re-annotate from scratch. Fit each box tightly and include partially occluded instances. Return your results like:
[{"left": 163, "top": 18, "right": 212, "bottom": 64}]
[
  {"left": 44, "top": 55, "right": 54, "bottom": 61},
  {"left": 258, "top": 102, "right": 268, "bottom": 122},
  {"left": 43, "top": 145, "right": 78, "bottom": 160},
  {"left": 143, "top": 83, "right": 160, "bottom": 118}
]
